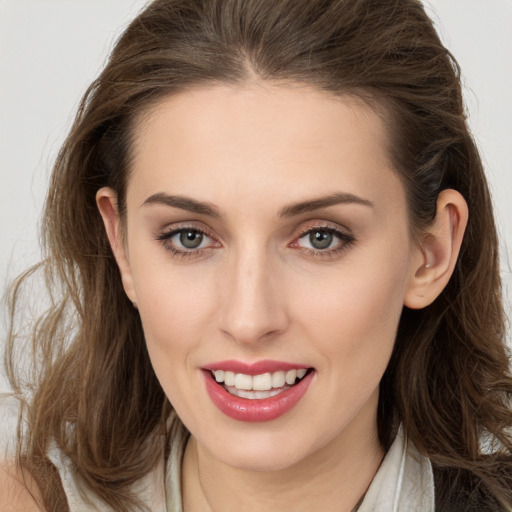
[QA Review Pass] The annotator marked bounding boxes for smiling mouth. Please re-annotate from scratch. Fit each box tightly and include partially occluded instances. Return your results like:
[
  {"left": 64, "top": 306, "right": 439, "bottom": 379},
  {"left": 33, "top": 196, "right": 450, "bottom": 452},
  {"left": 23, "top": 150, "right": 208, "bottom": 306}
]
[{"left": 210, "top": 368, "right": 313, "bottom": 400}]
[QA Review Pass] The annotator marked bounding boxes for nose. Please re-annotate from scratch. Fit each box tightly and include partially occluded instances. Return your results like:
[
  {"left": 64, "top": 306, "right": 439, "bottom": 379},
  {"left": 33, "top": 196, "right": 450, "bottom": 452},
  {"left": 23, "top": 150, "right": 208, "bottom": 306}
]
[{"left": 219, "top": 246, "right": 289, "bottom": 346}]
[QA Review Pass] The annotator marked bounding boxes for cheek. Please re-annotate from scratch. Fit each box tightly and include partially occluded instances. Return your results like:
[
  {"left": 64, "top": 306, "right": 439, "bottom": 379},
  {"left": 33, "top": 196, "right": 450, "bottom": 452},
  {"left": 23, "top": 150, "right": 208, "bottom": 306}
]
[
  {"left": 131, "top": 267, "right": 220, "bottom": 414},
  {"left": 137, "top": 274, "right": 216, "bottom": 337},
  {"left": 127, "top": 245, "right": 219, "bottom": 374},
  {"left": 292, "top": 242, "right": 411, "bottom": 374}
]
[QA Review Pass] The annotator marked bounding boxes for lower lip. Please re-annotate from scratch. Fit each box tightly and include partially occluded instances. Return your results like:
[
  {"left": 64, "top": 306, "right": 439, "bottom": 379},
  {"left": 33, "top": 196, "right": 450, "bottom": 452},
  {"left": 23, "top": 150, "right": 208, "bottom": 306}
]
[{"left": 203, "top": 370, "right": 314, "bottom": 422}]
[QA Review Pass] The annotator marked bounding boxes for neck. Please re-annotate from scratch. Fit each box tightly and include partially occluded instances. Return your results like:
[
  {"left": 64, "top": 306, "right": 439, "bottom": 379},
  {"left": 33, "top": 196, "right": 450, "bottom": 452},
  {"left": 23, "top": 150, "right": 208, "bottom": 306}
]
[{"left": 182, "top": 404, "right": 384, "bottom": 512}]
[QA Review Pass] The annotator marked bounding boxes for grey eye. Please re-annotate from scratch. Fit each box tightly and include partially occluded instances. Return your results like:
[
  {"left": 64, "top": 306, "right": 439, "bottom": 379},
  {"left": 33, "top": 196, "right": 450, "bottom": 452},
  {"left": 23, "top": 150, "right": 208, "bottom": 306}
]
[
  {"left": 179, "top": 230, "right": 204, "bottom": 249},
  {"left": 309, "top": 230, "right": 333, "bottom": 250}
]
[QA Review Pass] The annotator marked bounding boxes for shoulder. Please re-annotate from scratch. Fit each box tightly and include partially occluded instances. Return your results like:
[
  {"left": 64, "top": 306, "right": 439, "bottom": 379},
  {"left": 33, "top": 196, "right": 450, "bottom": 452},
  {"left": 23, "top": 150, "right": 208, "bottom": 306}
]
[
  {"left": 0, "top": 394, "right": 43, "bottom": 510},
  {"left": 0, "top": 462, "right": 45, "bottom": 512}
]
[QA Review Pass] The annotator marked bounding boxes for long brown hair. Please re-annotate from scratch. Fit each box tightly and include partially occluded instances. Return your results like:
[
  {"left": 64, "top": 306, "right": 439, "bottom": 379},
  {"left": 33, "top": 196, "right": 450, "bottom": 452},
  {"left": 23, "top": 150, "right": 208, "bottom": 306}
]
[{"left": 6, "top": 0, "right": 511, "bottom": 510}]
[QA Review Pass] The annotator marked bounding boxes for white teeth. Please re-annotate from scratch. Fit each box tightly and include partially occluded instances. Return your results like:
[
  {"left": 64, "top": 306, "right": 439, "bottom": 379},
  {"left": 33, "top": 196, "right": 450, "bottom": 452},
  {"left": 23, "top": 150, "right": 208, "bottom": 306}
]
[
  {"left": 285, "top": 369, "right": 297, "bottom": 385},
  {"left": 271, "top": 371, "right": 286, "bottom": 388},
  {"left": 224, "top": 371, "right": 235, "bottom": 386},
  {"left": 234, "top": 373, "right": 252, "bottom": 390},
  {"left": 226, "top": 386, "right": 291, "bottom": 399},
  {"left": 211, "top": 368, "right": 309, "bottom": 392},
  {"left": 252, "top": 373, "right": 272, "bottom": 391},
  {"left": 233, "top": 389, "right": 254, "bottom": 399}
]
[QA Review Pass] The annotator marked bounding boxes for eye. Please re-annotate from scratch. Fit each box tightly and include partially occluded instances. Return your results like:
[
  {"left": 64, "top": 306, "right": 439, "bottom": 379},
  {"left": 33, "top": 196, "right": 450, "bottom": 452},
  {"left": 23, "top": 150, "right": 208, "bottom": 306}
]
[
  {"left": 305, "top": 230, "right": 336, "bottom": 250},
  {"left": 156, "top": 226, "right": 218, "bottom": 255},
  {"left": 176, "top": 229, "right": 206, "bottom": 249},
  {"left": 292, "top": 226, "right": 354, "bottom": 255}
]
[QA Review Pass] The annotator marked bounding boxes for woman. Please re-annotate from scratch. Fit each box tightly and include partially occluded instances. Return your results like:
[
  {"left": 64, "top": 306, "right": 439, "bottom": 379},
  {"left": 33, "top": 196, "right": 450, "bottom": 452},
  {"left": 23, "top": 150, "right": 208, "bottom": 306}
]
[{"left": 1, "top": 0, "right": 511, "bottom": 510}]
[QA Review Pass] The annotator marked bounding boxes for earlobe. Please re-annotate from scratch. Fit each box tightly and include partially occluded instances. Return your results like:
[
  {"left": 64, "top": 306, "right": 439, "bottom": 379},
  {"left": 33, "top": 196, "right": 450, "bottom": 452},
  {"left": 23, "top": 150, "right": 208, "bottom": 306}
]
[
  {"left": 96, "top": 187, "right": 138, "bottom": 305},
  {"left": 404, "top": 189, "right": 468, "bottom": 309}
]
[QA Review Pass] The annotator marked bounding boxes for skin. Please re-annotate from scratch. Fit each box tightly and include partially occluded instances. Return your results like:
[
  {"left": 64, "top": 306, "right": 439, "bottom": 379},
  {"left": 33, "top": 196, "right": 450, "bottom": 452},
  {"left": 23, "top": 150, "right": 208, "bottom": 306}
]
[
  {"left": 97, "top": 83, "right": 467, "bottom": 512},
  {"left": 0, "top": 464, "right": 44, "bottom": 512}
]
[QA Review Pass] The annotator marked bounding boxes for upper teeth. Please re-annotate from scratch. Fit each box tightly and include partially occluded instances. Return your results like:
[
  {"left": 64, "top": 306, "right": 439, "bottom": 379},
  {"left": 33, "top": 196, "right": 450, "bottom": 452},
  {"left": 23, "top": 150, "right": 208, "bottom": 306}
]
[{"left": 213, "top": 369, "right": 308, "bottom": 391}]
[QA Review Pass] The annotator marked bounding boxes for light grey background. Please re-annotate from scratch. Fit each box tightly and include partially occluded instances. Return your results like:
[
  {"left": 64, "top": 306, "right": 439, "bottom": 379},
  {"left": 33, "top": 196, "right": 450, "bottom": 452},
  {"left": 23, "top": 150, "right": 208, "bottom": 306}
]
[{"left": 1, "top": 1, "right": 511, "bottom": 387}]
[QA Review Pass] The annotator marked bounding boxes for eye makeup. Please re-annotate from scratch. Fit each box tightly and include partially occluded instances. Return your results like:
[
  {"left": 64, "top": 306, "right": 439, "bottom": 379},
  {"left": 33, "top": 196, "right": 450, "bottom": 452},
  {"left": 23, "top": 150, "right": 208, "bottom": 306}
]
[
  {"left": 289, "top": 222, "right": 355, "bottom": 260},
  {"left": 155, "top": 222, "right": 220, "bottom": 260},
  {"left": 155, "top": 218, "right": 356, "bottom": 262}
]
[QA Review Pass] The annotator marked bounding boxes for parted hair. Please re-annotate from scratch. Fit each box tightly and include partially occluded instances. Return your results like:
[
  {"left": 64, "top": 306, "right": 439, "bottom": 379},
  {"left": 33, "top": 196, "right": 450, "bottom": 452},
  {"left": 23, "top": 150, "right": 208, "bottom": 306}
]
[{"left": 6, "top": 0, "right": 511, "bottom": 510}]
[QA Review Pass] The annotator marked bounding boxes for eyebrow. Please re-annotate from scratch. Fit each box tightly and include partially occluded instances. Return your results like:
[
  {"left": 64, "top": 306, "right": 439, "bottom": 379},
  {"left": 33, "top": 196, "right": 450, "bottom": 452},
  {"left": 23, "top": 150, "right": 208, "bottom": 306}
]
[
  {"left": 279, "top": 192, "right": 374, "bottom": 217},
  {"left": 142, "top": 191, "right": 373, "bottom": 218},
  {"left": 142, "top": 193, "right": 221, "bottom": 218}
]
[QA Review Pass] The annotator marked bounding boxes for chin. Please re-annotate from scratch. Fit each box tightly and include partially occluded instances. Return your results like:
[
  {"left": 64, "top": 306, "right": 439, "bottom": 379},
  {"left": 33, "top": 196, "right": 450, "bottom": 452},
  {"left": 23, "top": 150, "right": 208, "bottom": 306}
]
[
  {"left": 204, "top": 431, "right": 314, "bottom": 473},
  {"left": 223, "top": 452, "right": 303, "bottom": 473}
]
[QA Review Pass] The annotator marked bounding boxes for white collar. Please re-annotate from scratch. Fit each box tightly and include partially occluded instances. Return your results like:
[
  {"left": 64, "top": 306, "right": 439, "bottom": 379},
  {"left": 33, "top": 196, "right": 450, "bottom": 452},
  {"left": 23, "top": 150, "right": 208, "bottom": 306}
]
[
  {"left": 359, "top": 425, "right": 435, "bottom": 512},
  {"left": 165, "top": 421, "right": 435, "bottom": 512},
  {"left": 33, "top": 398, "right": 434, "bottom": 512}
]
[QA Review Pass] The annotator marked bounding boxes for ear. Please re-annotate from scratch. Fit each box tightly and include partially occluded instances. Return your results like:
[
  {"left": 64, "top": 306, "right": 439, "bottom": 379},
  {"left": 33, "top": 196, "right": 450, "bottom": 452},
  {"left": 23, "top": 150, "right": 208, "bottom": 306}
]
[
  {"left": 96, "top": 187, "right": 138, "bottom": 306},
  {"left": 404, "top": 189, "right": 468, "bottom": 309}
]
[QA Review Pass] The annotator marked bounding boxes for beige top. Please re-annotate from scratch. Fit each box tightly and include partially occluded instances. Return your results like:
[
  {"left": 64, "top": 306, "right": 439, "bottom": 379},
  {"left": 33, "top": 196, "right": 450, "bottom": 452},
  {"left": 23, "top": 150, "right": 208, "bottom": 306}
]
[{"left": 0, "top": 393, "right": 434, "bottom": 511}]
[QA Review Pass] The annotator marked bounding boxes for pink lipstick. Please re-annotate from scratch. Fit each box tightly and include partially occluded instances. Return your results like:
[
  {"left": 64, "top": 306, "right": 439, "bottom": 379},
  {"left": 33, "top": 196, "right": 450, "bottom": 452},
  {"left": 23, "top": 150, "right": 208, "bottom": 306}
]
[{"left": 202, "top": 360, "right": 314, "bottom": 422}]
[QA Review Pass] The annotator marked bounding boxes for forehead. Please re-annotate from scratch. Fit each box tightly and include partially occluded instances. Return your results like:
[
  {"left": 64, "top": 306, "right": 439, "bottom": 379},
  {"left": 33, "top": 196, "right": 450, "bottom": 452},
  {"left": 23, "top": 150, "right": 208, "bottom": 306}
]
[{"left": 127, "top": 83, "right": 402, "bottom": 212}]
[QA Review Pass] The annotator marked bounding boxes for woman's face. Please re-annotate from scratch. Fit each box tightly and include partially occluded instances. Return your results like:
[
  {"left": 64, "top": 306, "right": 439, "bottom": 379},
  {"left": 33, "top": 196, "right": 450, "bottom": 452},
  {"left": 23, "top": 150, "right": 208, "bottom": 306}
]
[{"left": 113, "top": 84, "right": 422, "bottom": 471}]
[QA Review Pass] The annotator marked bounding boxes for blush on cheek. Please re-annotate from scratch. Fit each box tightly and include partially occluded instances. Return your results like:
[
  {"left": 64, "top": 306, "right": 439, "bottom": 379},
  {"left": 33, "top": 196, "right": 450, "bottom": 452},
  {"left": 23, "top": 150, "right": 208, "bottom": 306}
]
[
  {"left": 296, "top": 268, "right": 407, "bottom": 394},
  {"left": 134, "top": 269, "right": 219, "bottom": 385}
]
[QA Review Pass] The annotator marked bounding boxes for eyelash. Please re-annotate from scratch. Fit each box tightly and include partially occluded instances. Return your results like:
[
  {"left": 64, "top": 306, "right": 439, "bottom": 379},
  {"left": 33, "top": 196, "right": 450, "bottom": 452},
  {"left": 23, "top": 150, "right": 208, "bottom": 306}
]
[
  {"left": 156, "top": 224, "right": 355, "bottom": 260},
  {"left": 291, "top": 225, "right": 355, "bottom": 259},
  {"left": 156, "top": 224, "right": 217, "bottom": 260}
]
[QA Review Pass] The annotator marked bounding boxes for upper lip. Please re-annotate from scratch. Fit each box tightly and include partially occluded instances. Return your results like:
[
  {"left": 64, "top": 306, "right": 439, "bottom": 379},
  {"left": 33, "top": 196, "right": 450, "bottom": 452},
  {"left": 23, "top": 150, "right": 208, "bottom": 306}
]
[{"left": 202, "top": 359, "right": 311, "bottom": 375}]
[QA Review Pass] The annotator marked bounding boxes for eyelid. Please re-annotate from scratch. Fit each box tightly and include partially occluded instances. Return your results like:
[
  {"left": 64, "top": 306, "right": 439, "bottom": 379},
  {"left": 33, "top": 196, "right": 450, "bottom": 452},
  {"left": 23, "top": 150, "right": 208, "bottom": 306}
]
[
  {"left": 289, "top": 220, "right": 355, "bottom": 256},
  {"left": 155, "top": 219, "right": 354, "bottom": 260},
  {"left": 155, "top": 222, "right": 221, "bottom": 258},
  {"left": 292, "top": 219, "right": 353, "bottom": 239}
]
